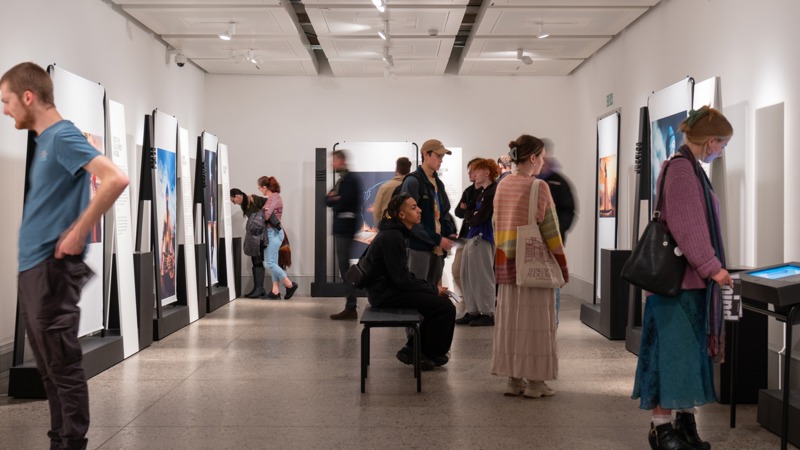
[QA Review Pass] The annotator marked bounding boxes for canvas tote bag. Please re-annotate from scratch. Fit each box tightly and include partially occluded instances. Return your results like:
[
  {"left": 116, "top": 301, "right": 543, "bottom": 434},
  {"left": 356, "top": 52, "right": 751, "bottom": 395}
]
[{"left": 515, "top": 179, "right": 565, "bottom": 288}]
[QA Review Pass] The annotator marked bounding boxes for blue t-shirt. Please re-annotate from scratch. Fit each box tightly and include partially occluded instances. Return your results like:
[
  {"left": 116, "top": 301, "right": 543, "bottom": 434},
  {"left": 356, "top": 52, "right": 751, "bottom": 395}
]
[{"left": 18, "top": 120, "right": 101, "bottom": 271}]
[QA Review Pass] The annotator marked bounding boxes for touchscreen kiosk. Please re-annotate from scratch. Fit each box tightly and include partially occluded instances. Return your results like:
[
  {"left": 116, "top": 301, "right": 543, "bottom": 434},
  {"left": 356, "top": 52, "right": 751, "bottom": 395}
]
[{"left": 740, "top": 262, "right": 800, "bottom": 307}]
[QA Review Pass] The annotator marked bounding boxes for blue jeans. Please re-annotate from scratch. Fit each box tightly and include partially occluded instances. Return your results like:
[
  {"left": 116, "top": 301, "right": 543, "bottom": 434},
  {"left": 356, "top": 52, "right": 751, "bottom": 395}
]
[{"left": 264, "top": 227, "right": 287, "bottom": 282}]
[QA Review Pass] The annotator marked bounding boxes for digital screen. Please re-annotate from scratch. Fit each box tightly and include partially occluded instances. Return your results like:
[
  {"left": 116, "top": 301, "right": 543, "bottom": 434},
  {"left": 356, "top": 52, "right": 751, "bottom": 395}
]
[{"left": 749, "top": 265, "right": 800, "bottom": 280}]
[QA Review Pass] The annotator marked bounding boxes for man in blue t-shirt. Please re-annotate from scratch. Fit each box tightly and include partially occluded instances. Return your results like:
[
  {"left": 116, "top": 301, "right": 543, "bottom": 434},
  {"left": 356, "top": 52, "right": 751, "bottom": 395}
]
[{"left": 1, "top": 62, "right": 129, "bottom": 450}]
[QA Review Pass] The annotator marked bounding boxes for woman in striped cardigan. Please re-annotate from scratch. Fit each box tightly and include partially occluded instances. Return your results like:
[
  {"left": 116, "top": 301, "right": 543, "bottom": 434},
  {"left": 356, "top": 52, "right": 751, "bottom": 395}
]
[{"left": 491, "top": 134, "right": 569, "bottom": 398}]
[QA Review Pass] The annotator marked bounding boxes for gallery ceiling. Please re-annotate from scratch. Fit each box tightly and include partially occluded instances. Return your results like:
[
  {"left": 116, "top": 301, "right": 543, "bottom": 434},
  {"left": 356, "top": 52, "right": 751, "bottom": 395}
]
[{"left": 110, "top": 0, "right": 660, "bottom": 77}]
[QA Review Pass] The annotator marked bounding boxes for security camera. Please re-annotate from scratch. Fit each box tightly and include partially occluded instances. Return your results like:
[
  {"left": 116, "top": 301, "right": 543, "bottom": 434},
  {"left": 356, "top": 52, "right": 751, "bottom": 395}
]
[
  {"left": 428, "top": 28, "right": 438, "bottom": 37},
  {"left": 175, "top": 53, "right": 187, "bottom": 67}
]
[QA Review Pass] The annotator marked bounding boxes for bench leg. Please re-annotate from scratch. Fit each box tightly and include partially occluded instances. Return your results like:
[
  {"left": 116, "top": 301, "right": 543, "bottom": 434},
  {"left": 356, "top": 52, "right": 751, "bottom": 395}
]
[
  {"left": 412, "top": 324, "right": 422, "bottom": 392},
  {"left": 361, "top": 326, "right": 369, "bottom": 393}
]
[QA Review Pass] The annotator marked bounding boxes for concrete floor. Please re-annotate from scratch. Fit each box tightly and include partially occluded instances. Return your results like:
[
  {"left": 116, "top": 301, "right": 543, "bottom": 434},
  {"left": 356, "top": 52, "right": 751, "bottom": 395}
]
[{"left": 0, "top": 294, "right": 791, "bottom": 449}]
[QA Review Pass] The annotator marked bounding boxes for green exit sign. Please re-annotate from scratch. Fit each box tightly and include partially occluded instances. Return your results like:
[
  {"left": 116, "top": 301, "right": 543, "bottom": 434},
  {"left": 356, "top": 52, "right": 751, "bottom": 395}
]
[{"left": 606, "top": 93, "right": 614, "bottom": 107}]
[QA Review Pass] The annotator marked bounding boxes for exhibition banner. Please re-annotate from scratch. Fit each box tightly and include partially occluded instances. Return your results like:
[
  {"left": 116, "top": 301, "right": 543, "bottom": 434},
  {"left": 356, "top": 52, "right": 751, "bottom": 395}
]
[
  {"left": 219, "top": 143, "right": 235, "bottom": 301},
  {"left": 49, "top": 65, "right": 105, "bottom": 337},
  {"left": 153, "top": 111, "right": 179, "bottom": 306},
  {"left": 108, "top": 100, "right": 139, "bottom": 357},
  {"left": 202, "top": 132, "right": 220, "bottom": 286},
  {"left": 594, "top": 112, "right": 620, "bottom": 301},
  {"left": 178, "top": 127, "right": 199, "bottom": 321}
]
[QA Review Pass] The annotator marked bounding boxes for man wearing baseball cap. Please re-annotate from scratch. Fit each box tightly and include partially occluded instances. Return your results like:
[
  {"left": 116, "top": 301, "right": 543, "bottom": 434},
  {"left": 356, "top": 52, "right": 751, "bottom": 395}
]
[{"left": 400, "top": 139, "right": 456, "bottom": 285}]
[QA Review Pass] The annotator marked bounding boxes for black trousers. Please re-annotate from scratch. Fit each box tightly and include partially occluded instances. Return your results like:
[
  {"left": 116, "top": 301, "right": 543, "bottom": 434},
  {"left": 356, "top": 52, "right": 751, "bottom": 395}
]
[
  {"left": 18, "top": 256, "right": 93, "bottom": 450},
  {"left": 376, "top": 291, "right": 456, "bottom": 359},
  {"left": 334, "top": 236, "right": 357, "bottom": 310}
]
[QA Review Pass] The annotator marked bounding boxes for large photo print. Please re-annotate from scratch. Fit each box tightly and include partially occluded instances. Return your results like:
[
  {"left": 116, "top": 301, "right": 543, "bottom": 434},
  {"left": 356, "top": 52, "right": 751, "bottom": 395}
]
[
  {"left": 205, "top": 148, "right": 219, "bottom": 284},
  {"left": 156, "top": 148, "right": 177, "bottom": 304}
]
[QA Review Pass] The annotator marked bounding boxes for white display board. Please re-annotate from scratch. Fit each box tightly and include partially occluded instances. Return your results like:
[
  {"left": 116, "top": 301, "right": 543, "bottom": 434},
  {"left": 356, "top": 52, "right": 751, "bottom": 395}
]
[
  {"left": 153, "top": 111, "right": 179, "bottom": 306},
  {"left": 108, "top": 100, "right": 139, "bottom": 358},
  {"left": 178, "top": 127, "right": 199, "bottom": 321},
  {"left": 219, "top": 143, "right": 236, "bottom": 301},
  {"left": 49, "top": 65, "right": 105, "bottom": 337},
  {"left": 595, "top": 112, "right": 620, "bottom": 301}
]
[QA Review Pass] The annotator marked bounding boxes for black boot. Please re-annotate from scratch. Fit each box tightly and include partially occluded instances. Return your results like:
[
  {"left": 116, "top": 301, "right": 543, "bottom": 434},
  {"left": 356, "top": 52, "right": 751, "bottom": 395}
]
[
  {"left": 649, "top": 422, "right": 692, "bottom": 450},
  {"left": 674, "top": 413, "right": 711, "bottom": 450},
  {"left": 246, "top": 267, "right": 267, "bottom": 298}
]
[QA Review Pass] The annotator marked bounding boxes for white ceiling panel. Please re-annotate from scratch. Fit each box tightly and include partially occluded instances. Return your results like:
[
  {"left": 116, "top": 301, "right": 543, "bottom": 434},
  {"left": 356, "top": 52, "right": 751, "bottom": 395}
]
[
  {"left": 329, "top": 59, "right": 447, "bottom": 77},
  {"left": 458, "top": 59, "right": 583, "bottom": 76},
  {"left": 162, "top": 36, "right": 314, "bottom": 60},
  {"left": 463, "top": 37, "right": 610, "bottom": 60},
  {"left": 302, "top": 0, "right": 469, "bottom": 5},
  {"left": 319, "top": 37, "right": 454, "bottom": 60},
  {"left": 475, "top": 7, "right": 649, "bottom": 37},
  {"left": 113, "top": 0, "right": 280, "bottom": 4},
  {"left": 194, "top": 58, "right": 317, "bottom": 75},
  {"left": 306, "top": 7, "right": 465, "bottom": 37},
  {"left": 121, "top": 6, "right": 300, "bottom": 36},
  {"left": 488, "top": 0, "right": 658, "bottom": 6}
]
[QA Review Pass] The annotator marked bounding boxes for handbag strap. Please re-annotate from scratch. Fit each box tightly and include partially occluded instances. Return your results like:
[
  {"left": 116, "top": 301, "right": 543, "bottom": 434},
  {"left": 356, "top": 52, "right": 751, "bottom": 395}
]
[{"left": 527, "top": 178, "right": 541, "bottom": 225}]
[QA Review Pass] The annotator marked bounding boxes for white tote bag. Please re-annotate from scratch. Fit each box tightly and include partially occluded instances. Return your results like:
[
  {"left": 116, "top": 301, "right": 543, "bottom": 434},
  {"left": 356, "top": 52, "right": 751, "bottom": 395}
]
[{"left": 515, "top": 179, "right": 565, "bottom": 288}]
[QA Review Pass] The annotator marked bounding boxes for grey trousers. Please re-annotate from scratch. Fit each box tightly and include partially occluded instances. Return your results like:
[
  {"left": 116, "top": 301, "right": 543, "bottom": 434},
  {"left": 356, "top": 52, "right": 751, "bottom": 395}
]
[
  {"left": 460, "top": 236, "right": 496, "bottom": 315},
  {"left": 18, "top": 256, "right": 93, "bottom": 450}
]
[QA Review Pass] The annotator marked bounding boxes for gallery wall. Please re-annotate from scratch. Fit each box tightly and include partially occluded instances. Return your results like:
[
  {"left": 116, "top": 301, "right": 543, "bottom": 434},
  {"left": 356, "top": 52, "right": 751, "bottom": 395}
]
[{"left": 0, "top": 0, "right": 206, "bottom": 367}]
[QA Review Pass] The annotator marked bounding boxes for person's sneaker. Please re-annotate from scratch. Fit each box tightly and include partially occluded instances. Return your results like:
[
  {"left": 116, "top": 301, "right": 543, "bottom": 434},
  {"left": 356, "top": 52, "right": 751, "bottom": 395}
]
[
  {"left": 455, "top": 313, "right": 480, "bottom": 325},
  {"left": 329, "top": 309, "right": 358, "bottom": 320},
  {"left": 433, "top": 354, "right": 449, "bottom": 366},
  {"left": 469, "top": 315, "right": 495, "bottom": 326},
  {"left": 284, "top": 282, "right": 299, "bottom": 300},
  {"left": 504, "top": 377, "right": 525, "bottom": 396},
  {"left": 395, "top": 347, "right": 436, "bottom": 370},
  {"left": 262, "top": 291, "right": 281, "bottom": 300},
  {"left": 523, "top": 380, "right": 556, "bottom": 398}
]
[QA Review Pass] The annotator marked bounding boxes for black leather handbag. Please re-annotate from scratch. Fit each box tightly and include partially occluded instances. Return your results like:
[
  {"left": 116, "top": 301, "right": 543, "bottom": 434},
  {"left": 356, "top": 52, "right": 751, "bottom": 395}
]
[
  {"left": 344, "top": 246, "right": 372, "bottom": 288},
  {"left": 621, "top": 158, "right": 686, "bottom": 297}
]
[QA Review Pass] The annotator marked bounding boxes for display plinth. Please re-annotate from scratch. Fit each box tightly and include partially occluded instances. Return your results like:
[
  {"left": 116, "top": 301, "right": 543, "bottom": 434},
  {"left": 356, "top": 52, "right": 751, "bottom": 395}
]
[
  {"left": 207, "top": 286, "right": 230, "bottom": 312},
  {"left": 152, "top": 305, "right": 189, "bottom": 340},
  {"left": 580, "top": 249, "right": 636, "bottom": 340},
  {"left": 8, "top": 335, "right": 124, "bottom": 399},
  {"left": 715, "top": 312, "right": 768, "bottom": 404},
  {"left": 757, "top": 389, "right": 800, "bottom": 447},
  {"left": 133, "top": 252, "right": 155, "bottom": 350}
]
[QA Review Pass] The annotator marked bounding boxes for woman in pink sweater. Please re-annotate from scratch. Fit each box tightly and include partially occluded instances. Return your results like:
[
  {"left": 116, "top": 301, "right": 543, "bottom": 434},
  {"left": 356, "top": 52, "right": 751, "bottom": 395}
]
[{"left": 632, "top": 106, "right": 733, "bottom": 450}]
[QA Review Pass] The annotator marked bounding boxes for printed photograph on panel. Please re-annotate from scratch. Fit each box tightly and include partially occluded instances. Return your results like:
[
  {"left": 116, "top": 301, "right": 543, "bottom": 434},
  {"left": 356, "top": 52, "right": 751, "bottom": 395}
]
[
  {"left": 651, "top": 111, "right": 686, "bottom": 202},
  {"left": 156, "top": 148, "right": 177, "bottom": 300},
  {"left": 205, "top": 149, "right": 219, "bottom": 284},
  {"left": 598, "top": 154, "right": 618, "bottom": 218}
]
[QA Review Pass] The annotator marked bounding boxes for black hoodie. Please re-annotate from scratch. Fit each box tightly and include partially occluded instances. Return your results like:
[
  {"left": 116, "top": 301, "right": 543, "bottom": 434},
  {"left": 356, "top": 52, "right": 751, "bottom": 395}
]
[{"left": 366, "top": 218, "right": 438, "bottom": 307}]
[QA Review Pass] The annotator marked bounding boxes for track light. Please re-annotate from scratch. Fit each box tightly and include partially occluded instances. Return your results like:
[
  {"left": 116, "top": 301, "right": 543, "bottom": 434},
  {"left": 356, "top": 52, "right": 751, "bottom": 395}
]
[
  {"left": 246, "top": 49, "right": 261, "bottom": 65},
  {"left": 219, "top": 22, "right": 236, "bottom": 41},
  {"left": 517, "top": 49, "right": 533, "bottom": 65},
  {"left": 537, "top": 23, "right": 549, "bottom": 39},
  {"left": 372, "top": 0, "right": 385, "bottom": 13},
  {"left": 378, "top": 21, "right": 389, "bottom": 40}
]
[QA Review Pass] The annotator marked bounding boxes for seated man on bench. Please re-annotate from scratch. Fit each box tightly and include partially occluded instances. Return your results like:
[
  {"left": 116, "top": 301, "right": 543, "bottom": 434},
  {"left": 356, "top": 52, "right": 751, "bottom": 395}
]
[{"left": 366, "top": 193, "right": 456, "bottom": 370}]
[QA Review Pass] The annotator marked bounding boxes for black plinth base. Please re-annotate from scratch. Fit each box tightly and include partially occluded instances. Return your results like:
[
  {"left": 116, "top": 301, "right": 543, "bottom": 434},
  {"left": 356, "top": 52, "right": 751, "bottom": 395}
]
[
  {"left": 207, "top": 285, "right": 230, "bottom": 313},
  {"left": 133, "top": 252, "right": 155, "bottom": 350},
  {"left": 757, "top": 389, "right": 800, "bottom": 447},
  {"left": 153, "top": 304, "right": 190, "bottom": 340},
  {"left": 8, "top": 335, "right": 124, "bottom": 399},
  {"left": 625, "top": 326, "right": 642, "bottom": 355},
  {"left": 715, "top": 314, "right": 768, "bottom": 404},
  {"left": 580, "top": 249, "right": 634, "bottom": 340}
]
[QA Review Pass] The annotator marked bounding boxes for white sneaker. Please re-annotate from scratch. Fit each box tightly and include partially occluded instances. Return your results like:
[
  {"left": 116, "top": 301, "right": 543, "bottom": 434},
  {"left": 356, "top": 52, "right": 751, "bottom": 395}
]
[
  {"left": 523, "top": 380, "right": 556, "bottom": 398},
  {"left": 504, "top": 377, "right": 525, "bottom": 396}
]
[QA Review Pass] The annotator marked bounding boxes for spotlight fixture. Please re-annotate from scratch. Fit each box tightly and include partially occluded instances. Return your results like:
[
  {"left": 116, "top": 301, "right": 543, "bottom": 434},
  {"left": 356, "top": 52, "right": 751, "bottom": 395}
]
[
  {"left": 381, "top": 46, "right": 393, "bottom": 65},
  {"left": 372, "top": 0, "right": 385, "bottom": 13},
  {"left": 517, "top": 49, "right": 533, "bottom": 65},
  {"left": 536, "top": 23, "right": 549, "bottom": 39},
  {"left": 246, "top": 49, "right": 260, "bottom": 64},
  {"left": 378, "top": 20, "right": 389, "bottom": 40},
  {"left": 219, "top": 22, "right": 236, "bottom": 41}
]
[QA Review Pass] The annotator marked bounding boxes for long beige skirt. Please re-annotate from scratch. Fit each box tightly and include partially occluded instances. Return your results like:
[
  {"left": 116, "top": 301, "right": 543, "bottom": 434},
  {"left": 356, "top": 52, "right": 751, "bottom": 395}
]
[{"left": 490, "top": 284, "right": 558, "bottom": 381}]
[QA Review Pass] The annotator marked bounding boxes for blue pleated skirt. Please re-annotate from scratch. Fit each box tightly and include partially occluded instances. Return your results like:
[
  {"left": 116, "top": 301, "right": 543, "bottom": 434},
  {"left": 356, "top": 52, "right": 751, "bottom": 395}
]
[{"left": 632, "top": 289, "right": 717, "bottom": 410}]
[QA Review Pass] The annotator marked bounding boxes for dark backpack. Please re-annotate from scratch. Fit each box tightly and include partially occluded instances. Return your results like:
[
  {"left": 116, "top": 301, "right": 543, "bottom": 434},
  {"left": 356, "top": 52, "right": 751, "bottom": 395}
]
[{"left": 392, "top": 171, "right": 427, "bottom": 199}]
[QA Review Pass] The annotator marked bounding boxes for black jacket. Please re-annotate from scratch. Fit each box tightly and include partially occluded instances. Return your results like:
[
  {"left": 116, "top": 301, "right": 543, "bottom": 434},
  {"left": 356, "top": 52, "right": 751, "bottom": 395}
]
[
  {"left": 325, "top": 170, "right": 363, "bottom": 237},
  {"left": 454, "top": 184, "right": 477, "bottom": 239},
  {"left": 366, "top": 219, "right": 438, "bottom": 307},
  {"left": 540, "top": 171, "right": 575, "bottom": 244},
  {"left": 465, "top": 181, "right": 497, "bottom": 229},
  {"left": 400, "top": 167, "right": 455, "bottom": 252}
]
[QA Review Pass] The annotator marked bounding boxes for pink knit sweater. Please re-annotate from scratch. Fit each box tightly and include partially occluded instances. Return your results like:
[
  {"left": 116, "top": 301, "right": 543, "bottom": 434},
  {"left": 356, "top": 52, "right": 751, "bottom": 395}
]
[{"left": 657, "top": 157, "right": 722, "bottom": 290}]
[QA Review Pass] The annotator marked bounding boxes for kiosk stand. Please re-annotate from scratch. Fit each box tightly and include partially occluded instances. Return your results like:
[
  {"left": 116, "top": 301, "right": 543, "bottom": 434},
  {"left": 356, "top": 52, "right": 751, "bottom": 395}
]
[{"left": 733, "top": 263, "right": 800, "bottom": 450}]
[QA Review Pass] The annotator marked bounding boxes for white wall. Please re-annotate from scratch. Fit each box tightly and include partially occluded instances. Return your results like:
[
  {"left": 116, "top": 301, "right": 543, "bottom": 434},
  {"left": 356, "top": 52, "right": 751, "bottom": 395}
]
[
  {"left": 203, "top": 74, "right": 577, "bottom": 280},
  {"left": 0, "top": 0, "right": 205, "bottom": 355}
]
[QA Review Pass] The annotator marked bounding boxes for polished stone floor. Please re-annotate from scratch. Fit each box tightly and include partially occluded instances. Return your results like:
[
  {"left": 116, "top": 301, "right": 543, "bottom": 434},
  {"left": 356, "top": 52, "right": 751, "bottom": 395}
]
[{"left": 0, "top": 294, "right": 790, "bottom": 449}]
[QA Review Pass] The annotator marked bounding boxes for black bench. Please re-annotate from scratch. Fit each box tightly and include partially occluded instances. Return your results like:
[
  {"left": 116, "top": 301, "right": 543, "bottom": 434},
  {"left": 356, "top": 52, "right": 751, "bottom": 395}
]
[{"left": 360, "top": 306, "right": 423, "bottom": 393}]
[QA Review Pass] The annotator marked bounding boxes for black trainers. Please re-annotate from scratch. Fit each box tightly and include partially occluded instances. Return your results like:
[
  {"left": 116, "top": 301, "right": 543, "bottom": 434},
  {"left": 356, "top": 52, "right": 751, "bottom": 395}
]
[
  {"left": 262, "top": 291, "right": 281, "bottom": 300},
  {"left": 469, "top": 315, "right": 495, "bottom": 326},
  {"left": 433, "top": 354, "right": 449, "bottom": 366},
  {"left": 395, "top": 346, "right": 435, "bottom": 370},
  {"left": 455, "top": 313, "right": 480, "bottom": 325},
  {"left": 329, "top": 309, "right": 358, "bottom": 320},
  {"left": 284, "top": 282, "right": 298, "bottom": 300}
]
